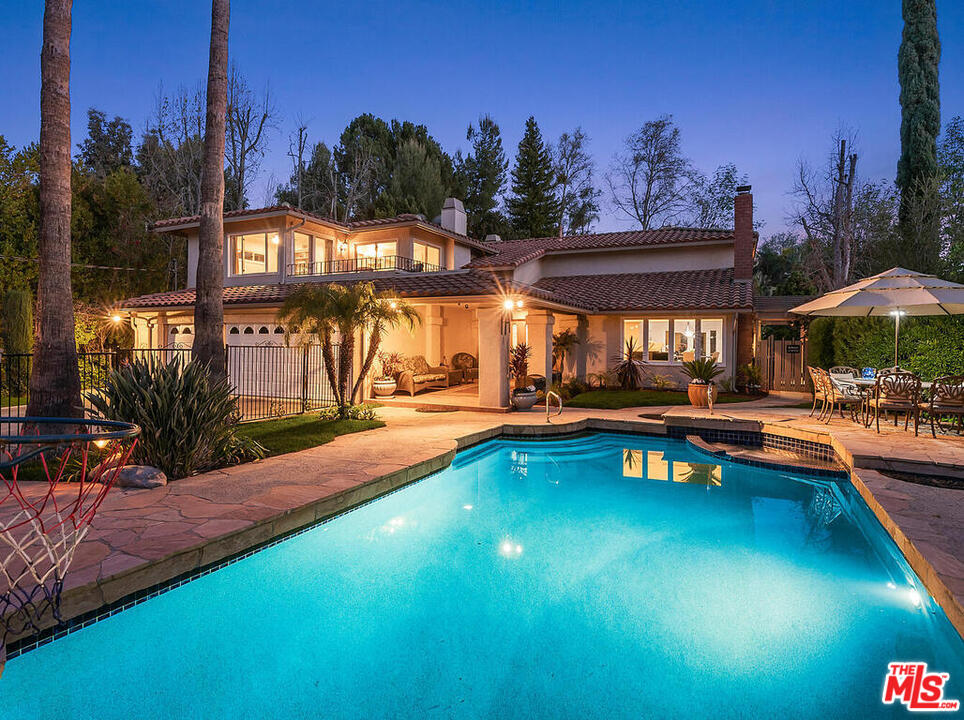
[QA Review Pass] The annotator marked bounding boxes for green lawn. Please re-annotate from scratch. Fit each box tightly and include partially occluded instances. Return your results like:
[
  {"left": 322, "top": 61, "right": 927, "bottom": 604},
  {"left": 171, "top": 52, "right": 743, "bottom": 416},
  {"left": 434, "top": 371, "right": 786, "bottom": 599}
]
[
  {"left": 566, "top": 389, "right": 764, "bottom": 410},
  {"left": 237, "top": 415, "right": 385, "bottom": 457}
]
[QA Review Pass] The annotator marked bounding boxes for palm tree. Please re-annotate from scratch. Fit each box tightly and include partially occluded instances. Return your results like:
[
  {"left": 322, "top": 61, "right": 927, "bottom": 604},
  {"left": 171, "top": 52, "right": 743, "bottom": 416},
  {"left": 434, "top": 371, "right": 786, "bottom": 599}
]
[
  {"left": 193, "top": 0, "right": 230, "bottom": 378},
  {"left": 27, "top": 0, "right": 82, "bottom": 419},
  {"left": 279, "top": 282, "right": 419, "bottom": 416}
]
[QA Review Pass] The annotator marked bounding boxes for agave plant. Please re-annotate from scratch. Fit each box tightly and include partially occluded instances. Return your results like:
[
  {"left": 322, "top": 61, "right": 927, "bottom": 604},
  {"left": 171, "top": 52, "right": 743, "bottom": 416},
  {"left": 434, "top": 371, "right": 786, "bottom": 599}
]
[
  {"left": 611, "top": 338, "right": 645, "bottom": 390},
  {"left": 87, "top": 356, "right": 264, "bottom": 480},
  {"left": 680, "top": 357, "right": 724, "bottom": 385}
]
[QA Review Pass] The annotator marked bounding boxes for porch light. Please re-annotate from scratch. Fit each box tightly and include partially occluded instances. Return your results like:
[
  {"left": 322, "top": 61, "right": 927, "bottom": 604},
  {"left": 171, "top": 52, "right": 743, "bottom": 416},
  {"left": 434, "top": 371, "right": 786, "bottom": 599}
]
[
  {"left": 270, "top": 234, "right": 280, "bottom": 245},
  {"left": 503, "top": 298, "right": 515, "bottom": 311},
  {"left": 338, "top": 240, "right": 349, "bottom": 253},
  {"left": 110, "top": 314, "right": 122, "bottom": 324},
  {"left": 515, "top": 299, "right": 524, "bottom": 309},
  {"left": 388, "top": 300, "right": 397, "bottom": 309}
]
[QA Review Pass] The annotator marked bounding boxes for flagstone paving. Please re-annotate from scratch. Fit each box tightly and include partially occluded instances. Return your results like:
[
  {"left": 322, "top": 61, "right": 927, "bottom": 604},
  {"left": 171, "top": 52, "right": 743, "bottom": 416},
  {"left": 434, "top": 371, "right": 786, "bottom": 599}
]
[{"left": 6, "top": 396, "right": 964, "bottom": 644}]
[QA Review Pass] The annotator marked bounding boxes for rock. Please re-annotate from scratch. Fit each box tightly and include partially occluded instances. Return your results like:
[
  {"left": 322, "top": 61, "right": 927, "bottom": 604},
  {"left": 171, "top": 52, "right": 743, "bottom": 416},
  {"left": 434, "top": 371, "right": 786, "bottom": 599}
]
[{"left": 115, "top": 465, "right": 167, "bottom": 489}]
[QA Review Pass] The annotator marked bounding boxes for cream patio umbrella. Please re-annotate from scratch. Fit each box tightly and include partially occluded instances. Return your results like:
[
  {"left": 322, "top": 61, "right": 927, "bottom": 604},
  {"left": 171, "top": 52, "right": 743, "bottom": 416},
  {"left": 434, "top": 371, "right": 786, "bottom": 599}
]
[{"left": 789, "top": 267, "right": 964, "bottom": 369}]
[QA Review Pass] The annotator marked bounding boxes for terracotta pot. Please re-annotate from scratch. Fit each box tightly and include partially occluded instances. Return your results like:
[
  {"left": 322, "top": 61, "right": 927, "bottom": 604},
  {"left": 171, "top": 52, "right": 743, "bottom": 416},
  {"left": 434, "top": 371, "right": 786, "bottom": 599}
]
[
  {"left": 510, "top": 391, "right": 540, "bottom": 411},
  {"left": 372, "top": 378, "right": 397, "bottom": 397},
  {"left": 687, "top": 382, "right": 717, "bottom": 408}
]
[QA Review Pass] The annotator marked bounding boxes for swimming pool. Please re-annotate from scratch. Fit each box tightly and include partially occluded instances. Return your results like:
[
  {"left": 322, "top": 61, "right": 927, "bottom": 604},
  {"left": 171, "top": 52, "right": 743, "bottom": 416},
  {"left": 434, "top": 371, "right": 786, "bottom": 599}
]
[{"left": 1, "top": 432, "right": 962, "bottom": 718}]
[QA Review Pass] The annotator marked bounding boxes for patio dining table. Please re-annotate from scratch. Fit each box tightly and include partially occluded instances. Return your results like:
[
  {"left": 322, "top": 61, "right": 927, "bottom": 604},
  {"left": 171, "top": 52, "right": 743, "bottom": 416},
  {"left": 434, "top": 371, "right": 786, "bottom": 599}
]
[{"left": 850, "top": 377, "right": 933, "bottom": 390}]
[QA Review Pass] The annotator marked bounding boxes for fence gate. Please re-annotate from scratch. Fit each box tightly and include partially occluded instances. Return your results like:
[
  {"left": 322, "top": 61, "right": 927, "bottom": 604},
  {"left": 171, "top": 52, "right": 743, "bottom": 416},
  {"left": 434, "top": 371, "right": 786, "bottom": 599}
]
[{"left": 761, "top": 336, "right": 809, "bottom": 392}]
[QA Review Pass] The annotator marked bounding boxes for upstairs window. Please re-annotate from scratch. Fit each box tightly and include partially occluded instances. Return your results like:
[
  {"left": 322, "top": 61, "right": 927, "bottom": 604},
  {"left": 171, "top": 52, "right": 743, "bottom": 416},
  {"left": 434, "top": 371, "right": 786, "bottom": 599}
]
[
  {"left": 231, "top": 232, "right": 279, "bottom": 275},
  {"left": 413, "top": 241, "right": 442, "bottom": 269},
  {"left": 355, "top": 241, "right": 396, "bottom": 270}
]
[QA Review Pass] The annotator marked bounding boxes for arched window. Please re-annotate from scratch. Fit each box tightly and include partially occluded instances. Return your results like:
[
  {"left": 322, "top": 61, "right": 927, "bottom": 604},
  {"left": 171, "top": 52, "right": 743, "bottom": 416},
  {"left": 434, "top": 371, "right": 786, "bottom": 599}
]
[
  {"left": 258, "top": 326, "right": 269, "bottom": 334},
  {"left": 243, "top": 327, "right": 254, "bottom": 335},
  {"left": 181, "top": 327, "right": 192, "bottom": 335},
  {"left": 273, "top": 326, "right": 285, "bottom": 334},
  {"left": 229, "top": 327, "right": 240, "bottom": 335},
  {"left": 170, "top": 327, "right": 179, "bottom": 335}
]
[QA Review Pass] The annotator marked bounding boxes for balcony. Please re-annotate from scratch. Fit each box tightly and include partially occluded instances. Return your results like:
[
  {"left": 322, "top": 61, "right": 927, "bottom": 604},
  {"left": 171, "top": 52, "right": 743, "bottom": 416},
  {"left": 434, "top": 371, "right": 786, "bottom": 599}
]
[{"left": 287, "top": 255, "right": 445, "bottom": 277}]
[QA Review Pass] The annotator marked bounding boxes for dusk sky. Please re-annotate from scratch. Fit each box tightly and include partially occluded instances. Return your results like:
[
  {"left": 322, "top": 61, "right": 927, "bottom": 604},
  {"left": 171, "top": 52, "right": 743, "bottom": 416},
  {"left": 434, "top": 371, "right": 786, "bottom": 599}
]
[{"left": 3, "top": 0, "right": 963, "bottom": 235}]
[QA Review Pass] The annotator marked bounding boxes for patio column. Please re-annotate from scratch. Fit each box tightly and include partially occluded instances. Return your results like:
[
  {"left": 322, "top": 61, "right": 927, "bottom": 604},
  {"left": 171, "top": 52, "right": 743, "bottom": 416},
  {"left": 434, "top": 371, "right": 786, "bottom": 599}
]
[
  {"left": 477, "top": 305, "right": 509, "bottom": 408},
  {"left": 425, "top": 304, "right": 443, "bottom": 365},
  {"left": 527, "top": 310, "right": 554, "bottom": 384},
  {"left": 575, "top": 315, "right": 589, "bottom": 381}
]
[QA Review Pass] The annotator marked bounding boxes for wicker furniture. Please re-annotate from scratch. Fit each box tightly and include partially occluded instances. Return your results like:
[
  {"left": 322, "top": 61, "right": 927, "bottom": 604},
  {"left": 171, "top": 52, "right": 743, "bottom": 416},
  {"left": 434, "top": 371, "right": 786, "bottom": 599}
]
[
  {"left": 396, "top": 355, "right": 449, "bottom": 396},
  {"left": 868, "top": 371, "right": 922, "bottom": 435},
  {"left": 921, "top": 375, "right": 964, "bottom": 437},
  {"left": 450, "top": 352, "right": 479, "bottom": 383}
]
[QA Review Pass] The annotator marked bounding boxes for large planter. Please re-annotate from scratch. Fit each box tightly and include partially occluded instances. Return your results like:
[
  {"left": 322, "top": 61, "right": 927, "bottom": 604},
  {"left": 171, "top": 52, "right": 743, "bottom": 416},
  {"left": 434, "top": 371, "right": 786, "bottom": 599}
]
[
  {"left": 510, "top": 390, "right": 540, "bottom": 411},
  {"left": 687, "top": 382, "right": 718, "bottom": 408},
  {"left": 372, "top": 378, "right": 397, "bottom": 398}
]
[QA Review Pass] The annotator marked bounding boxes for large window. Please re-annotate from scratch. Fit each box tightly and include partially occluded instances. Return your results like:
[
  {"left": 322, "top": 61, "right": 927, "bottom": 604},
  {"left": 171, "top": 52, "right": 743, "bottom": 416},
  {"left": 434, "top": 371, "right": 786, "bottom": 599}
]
[
  {"left": 648, "top": 320, "right": 670, "bottom": 361},
  {"left": 355, "top": 241, "right": 397, "bottom": 270},
  {"left": 700, "top": 319, "right": 724, "bottom": 363},
  {"left": 413, "top": 241, "right": 442, "bottom": 268},
  {"left": 291, "top": 232, "right": 329, "bottom": 275},
  {"left": 674, "top": 319, "right": 696, "bottom": 362},
  {"left": 231, "top": 233, "right": 279, "bottom": 275},
  {"left": 622, "top": 318, "right": 725, "bottom": 363}
]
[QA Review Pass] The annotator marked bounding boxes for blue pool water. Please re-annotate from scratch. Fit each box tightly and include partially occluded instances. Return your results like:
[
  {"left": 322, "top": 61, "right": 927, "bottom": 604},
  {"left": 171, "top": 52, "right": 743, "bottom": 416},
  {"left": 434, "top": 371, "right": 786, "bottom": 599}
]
[{"left": 1, "top": 432, "right": 962, "bottom": 718}]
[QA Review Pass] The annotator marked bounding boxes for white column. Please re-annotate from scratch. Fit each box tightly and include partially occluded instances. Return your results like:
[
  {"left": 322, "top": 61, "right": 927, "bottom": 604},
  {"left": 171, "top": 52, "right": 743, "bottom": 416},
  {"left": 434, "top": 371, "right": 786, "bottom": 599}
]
[
  {"left": 478, "top": 306, "right": 509, "bottom": 408},
  {"left": 575, "top": 315, "right": 589, "bottom": 380},
  {"left": 425, "top": 304, "right": 443, "bottom": 366},
  {"left": 526, "top": 310, "right": 555, "bottom": 384}
]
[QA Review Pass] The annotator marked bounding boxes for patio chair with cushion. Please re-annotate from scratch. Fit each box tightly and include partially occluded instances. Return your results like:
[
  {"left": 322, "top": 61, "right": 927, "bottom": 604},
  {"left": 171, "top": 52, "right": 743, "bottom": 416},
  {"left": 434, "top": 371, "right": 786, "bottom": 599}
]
[
  {"left": 450, "top": 352, "right": 479, "bottom": 383},
  {"left": 921, "top": 375, "right": 964, "bottom": 438},
  {"left": 868, "top": 371, "right": 922, "bottom": 435},
  {"left": 396, "top": 355, "right": 450, "bottom": 396}
]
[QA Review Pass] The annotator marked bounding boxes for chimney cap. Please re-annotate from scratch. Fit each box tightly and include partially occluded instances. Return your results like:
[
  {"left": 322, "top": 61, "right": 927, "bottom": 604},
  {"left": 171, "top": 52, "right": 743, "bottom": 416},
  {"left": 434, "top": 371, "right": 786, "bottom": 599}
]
[{"left": 736, "top": 185, "right": 752, "bottom": 194}]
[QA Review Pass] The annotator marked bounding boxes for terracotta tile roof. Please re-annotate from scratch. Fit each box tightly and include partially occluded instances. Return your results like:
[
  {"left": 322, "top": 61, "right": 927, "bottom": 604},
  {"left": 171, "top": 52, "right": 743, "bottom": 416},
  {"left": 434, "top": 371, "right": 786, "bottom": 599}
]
[
  {"left": 466, "top": 227, "right": 735, "bottom": 268},
  {"left": 753, "top": 295, "right": 816, "bottom": 313},
  {"left": 532, "top": 268, "right": 753, "bottom": 312},
  {"left": 149, "top": 206, "right": 494, "bottom": 252},
  {"left": 121, "top": 271, "right": 580, "bottom": 310}
]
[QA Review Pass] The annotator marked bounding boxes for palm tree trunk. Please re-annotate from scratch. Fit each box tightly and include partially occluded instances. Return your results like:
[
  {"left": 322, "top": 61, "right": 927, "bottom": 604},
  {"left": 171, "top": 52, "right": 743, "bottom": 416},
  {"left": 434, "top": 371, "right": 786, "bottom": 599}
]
[
  {"left": 192, "top": 0, "right": 230, "bottom": 379},
  {"left": 351, "top": 325, "right": 381, "bottom": 402},
  {"left": 26, "top": 0, "right": 81, "bottom": 419},
  {"left": 319, "top": 327, "right": 341, "bottom": 407},
  {"left": 337, "top": 327, "right": 354, "bottom": 415}
]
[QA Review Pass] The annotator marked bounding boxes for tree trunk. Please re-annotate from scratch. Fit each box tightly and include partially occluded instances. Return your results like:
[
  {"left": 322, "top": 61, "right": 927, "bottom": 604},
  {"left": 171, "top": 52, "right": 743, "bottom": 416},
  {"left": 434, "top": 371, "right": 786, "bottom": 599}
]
[
  {"left": 193, "top": 0, "right": 230, "bottom": 378},
  {"left": 26, "top": 0, "right": 82, "bottom": 420},
  {"left": 351, "top": 325, "right": 381, "bottom": 402},
  {"left": 337, "top": 327, "right": 354, "bottom": 415}
]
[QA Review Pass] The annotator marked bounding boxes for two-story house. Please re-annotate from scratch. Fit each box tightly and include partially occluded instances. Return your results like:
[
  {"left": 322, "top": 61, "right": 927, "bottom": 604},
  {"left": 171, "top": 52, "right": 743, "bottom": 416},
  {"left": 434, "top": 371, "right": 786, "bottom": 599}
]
[{"left": 122, "top": 190, "right": 761, "bottom": 409}]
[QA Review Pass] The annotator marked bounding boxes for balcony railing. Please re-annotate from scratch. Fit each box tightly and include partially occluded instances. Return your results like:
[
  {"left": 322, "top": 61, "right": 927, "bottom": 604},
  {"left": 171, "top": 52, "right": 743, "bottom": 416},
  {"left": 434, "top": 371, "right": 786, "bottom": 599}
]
[{"left": 287, "top": 255, "right": 445, "bottom": 277}]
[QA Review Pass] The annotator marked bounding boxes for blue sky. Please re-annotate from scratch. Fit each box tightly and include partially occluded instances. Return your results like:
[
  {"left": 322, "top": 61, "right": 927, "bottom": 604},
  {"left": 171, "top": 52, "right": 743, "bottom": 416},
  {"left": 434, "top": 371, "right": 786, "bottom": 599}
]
[{"left": 2, "top": 0, "right": 962, "bottom": 234}]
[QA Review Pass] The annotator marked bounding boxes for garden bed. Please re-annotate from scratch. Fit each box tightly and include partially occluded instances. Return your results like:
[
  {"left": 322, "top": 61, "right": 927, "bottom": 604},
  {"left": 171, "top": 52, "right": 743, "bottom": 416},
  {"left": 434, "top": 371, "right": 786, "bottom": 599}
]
[{"left": 566, "top": 389, "right": 765, "bottom": 410}]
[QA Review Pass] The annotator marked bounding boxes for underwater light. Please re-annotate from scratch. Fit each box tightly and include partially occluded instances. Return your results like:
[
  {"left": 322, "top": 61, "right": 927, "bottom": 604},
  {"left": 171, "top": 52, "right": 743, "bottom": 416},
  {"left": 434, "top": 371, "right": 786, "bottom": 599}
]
[{"left": 463, "top": 504, "right": 473, "bottom": 510}]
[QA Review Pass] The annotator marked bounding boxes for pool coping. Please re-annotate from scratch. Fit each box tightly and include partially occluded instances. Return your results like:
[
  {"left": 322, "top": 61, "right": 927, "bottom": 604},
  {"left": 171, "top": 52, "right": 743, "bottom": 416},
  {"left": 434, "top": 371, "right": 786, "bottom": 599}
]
[{"left": 6, "top": 413, "right": 963, "bottom": 660}]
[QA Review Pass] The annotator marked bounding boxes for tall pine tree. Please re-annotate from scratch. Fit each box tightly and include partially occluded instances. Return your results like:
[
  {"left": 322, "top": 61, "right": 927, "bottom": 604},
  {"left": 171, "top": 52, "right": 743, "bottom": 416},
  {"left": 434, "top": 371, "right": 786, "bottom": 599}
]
[
  {"left": 896, "top": 0, "right": 941, "bottom": 271},
  {"left": 507, "top": 116, "right": 559, "bottom": 239},
  {"left": 456, "top": 115, "right": 508, "bottom": 239}
]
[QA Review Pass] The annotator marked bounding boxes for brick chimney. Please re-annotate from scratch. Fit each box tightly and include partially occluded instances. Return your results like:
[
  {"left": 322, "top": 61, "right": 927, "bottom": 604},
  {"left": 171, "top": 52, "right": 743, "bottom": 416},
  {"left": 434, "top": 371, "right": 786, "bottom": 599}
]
[{"left": 733, "top": 185, "right": 755, "bottom": 281}]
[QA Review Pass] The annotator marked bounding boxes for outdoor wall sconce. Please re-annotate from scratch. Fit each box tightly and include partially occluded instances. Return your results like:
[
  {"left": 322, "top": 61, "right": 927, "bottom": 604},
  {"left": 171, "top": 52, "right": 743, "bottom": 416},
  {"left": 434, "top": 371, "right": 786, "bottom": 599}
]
[{"left": 500, "top": 297, "right": 524, "bottom": 335}]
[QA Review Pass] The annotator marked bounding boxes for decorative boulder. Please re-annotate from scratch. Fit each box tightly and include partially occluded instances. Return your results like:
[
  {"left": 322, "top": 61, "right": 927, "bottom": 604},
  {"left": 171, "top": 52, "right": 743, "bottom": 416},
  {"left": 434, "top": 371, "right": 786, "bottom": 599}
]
[{"left": 115, "top": 465, "right": 167, "bottom": 489}]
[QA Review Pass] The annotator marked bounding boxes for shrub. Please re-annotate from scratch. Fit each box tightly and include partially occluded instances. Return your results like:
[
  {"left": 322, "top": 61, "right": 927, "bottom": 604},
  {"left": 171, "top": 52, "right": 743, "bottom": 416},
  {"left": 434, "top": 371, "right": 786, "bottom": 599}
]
[
  {"left": 563, "top": 377, "right": 589, "bottom": 398},
  {"left": 319, "top": 403, "right": 379, "bottom": 421},
  {"left": 87, "top": 357, "right": 264, "bottom": 480},
  {"left": 647, "top": 373, "right": 676, "bottom": 391},
  {"left": 2, "top": 288, "right": 33, "bottom": 394},
  {"left": 807, "top": 317, "right": 836, "bottom": 369},
  {"left": 611, "top": 338, "right": 645, "bottom": 390}
]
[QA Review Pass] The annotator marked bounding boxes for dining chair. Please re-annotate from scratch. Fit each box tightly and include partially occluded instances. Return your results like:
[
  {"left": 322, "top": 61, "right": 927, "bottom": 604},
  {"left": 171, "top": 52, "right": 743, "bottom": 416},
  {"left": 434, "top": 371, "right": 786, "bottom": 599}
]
[
  {"left": 869, "top": 371, "right": 923, "bottom": 435},
  {"left": 921, "top": 375, "right": 964, "bottom": 438}
]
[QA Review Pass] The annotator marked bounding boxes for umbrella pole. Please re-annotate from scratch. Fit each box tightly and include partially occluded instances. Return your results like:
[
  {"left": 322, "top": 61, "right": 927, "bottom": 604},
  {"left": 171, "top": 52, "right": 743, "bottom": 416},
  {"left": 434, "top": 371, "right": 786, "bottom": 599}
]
[{"left": 894, "top": 311, "right": 901, "bottom": 369}]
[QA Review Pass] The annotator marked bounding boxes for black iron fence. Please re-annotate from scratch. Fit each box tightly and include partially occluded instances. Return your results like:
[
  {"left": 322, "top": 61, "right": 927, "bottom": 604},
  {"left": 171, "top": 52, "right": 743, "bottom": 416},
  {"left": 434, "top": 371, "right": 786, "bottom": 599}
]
[
  {"left": 0, "top": 344, "right": 344, "bottom": 422},
  {"left": 287, "top": 254, "right": 445, "bottom": 276}
]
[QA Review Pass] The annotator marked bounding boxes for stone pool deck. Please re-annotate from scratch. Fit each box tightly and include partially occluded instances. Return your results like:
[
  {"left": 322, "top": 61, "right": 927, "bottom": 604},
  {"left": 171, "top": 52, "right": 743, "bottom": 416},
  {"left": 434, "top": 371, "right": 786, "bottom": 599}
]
[{"left": 9, "top": 395, "right": 964, "bottom": 649}]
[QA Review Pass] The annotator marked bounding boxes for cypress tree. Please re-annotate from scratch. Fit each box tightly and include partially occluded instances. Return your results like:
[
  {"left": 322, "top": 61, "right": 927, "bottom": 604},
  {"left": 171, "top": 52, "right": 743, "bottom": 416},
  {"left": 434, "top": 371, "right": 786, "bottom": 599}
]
[
  {"left": 3, "top": 287, "right": 34, "bottom": 394},
  {"left": 896, "top": 0, "right": 941, "bottom": 269},
  {"left": 507, "top": 117, "right": 559, "bottom": 239}
]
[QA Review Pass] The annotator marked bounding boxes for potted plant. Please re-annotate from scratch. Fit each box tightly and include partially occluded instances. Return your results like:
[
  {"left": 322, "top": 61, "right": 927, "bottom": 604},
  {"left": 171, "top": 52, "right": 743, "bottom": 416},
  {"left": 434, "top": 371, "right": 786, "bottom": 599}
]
[
  {"left": 508, "top": 343, "right": 539, "bottom": 410},
  {"left": 373, "top": 351, "right": 403, "bottom": 397},
  {"left": 681, "top": 357, "right": 724, "bottom": 408}
]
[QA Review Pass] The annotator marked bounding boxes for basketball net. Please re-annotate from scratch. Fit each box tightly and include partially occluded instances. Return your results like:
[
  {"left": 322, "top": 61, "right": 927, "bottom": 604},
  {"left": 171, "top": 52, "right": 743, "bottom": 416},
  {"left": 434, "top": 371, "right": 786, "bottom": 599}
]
[{"left": 0, "top": 425, "right": 137, "bottom": 677}]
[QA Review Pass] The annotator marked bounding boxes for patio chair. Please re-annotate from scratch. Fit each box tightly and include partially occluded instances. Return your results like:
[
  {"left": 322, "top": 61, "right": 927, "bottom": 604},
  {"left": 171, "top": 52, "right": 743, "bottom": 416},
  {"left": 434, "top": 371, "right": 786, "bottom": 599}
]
[
  {"left": 807, "top": 366, "right": 828, "bottom": 418},
  {"left": 920, "top": 375, "right": 964, "bottom": 438},
  {"left": 820, "top": 369, "right": 864, "bottom": 424},
  {"left": 450, "top": 352, "right": 478, "bottom": 383},
  {"left": 868, "top": 371, "right": 922, "bottom": 435},
  {"left": 829, "top": 366, "right": 859, "bottom": 380}
]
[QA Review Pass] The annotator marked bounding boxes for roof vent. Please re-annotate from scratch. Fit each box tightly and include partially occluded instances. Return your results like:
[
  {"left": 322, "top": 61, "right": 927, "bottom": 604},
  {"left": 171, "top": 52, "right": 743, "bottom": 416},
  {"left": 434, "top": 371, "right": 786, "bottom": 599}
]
[{"left": 484, "top": 234, "right": 502, "bottom": 243}]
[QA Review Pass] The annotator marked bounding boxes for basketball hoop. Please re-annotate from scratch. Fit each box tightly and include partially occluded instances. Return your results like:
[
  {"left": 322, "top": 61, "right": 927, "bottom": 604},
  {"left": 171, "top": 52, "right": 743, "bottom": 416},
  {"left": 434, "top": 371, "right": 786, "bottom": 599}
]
[{"left": 0, "top": 417, "right": 139, "bottom": 677}]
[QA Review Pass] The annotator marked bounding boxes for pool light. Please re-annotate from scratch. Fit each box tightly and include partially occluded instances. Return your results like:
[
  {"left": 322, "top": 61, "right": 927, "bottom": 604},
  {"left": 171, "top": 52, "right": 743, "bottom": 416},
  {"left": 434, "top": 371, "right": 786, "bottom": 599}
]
[
  {"left": 463, "top": 504, "right": 473, "bottom": 510},
  {"left": 499, "top": 539, "right": 523, "bottom": 558}
]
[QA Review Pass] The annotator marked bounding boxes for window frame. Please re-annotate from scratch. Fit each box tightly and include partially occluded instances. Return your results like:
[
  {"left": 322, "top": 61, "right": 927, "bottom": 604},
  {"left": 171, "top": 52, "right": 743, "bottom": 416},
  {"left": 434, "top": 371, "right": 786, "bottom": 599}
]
[
  {"left": 621, "top": 317, "right": 726, "bottom": 365},
  {"left": 412, "top": 240, "right": 443, "bottom": 269},
  {"left": 228, "top": 231, "right": 280, "bottom": 277}
]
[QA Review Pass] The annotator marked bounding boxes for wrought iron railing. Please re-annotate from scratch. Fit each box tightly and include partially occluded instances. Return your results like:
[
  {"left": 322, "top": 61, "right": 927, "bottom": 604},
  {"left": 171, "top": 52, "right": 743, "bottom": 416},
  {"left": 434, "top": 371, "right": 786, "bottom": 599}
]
[
  {"left": 0, "top": 344, "right": 346, "bottom": 422},
  {"left": 287, "top": 255, "right": 445, "bottom": 277}
]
